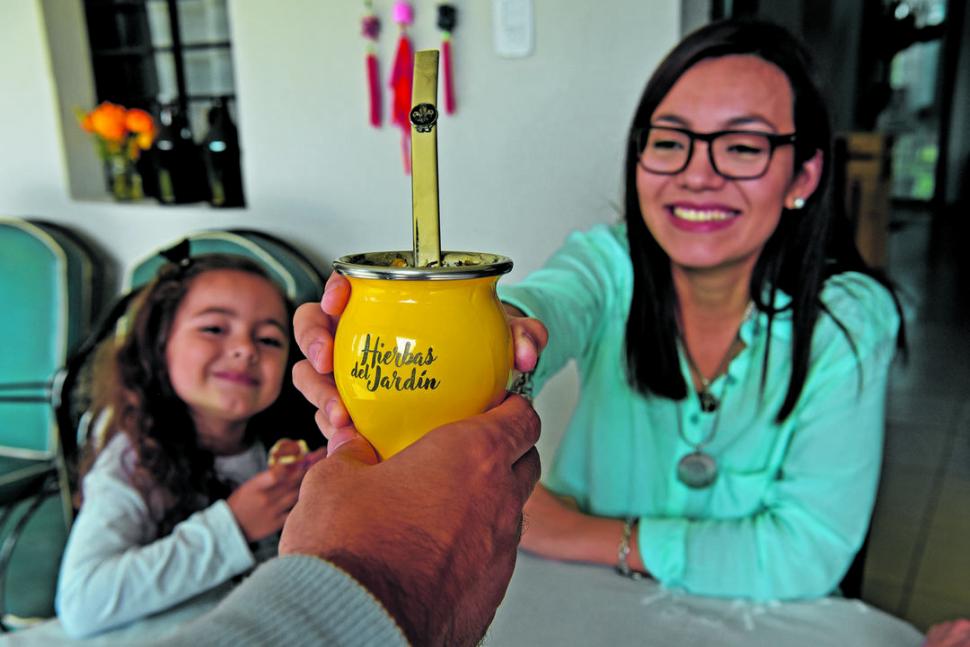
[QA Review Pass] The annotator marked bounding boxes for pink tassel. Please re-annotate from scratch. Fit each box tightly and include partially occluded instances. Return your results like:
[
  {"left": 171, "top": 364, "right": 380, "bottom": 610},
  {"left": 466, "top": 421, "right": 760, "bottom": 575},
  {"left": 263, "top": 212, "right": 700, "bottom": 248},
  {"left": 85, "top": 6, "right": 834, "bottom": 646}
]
[
  {"left": 366, "top": 52, "right": 381, "bottom": 127},
  {"left": 389, "top": 34, "right": 413, "bottom": 173},
  {"left": 390, "top": 2, "right": 415, "bottom": 173},
  {"left": 442, "top": 37, "right": 455, "bottom": 114},
  {"left": 362, "top": 10, "right": 381, "bottom": 127}
]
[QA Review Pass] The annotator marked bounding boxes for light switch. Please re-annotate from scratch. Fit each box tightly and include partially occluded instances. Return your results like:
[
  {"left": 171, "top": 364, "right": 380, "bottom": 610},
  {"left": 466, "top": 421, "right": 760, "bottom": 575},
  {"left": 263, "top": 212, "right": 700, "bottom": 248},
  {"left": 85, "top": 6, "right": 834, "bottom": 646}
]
[{"left": 493, "top": 0, "right": 534, "bottom": 58}]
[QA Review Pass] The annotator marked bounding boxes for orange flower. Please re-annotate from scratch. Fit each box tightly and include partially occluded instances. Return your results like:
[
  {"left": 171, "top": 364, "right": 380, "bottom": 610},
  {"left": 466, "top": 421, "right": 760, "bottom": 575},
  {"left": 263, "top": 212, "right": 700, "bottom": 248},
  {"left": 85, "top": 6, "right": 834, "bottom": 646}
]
[
  {"left": 125, "top": 109, "right": 154, "bottom": 134},
  {"left": 78, "top": 101, "right": 157, "bottom": 162},
  {"left": 135, "top": 131, "right": 154, "bottom": 150},
  {"left": 89, "top": 102, "right": 127, "bottom": 143},
  {"left": 127, "top": 109, "right": 156, "bottom": 150}
]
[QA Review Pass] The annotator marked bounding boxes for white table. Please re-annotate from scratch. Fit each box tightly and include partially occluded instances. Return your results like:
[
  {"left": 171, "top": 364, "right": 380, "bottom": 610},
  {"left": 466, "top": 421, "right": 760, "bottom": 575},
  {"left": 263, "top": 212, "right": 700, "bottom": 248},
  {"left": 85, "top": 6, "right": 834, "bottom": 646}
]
[
  {"left": 2, "top": 554, "right": 924, "bottom": 646},
  {"left": 486, "top": 552, "right": 925, "bottom": 647},
  {"left": 0, "top": 584, "right": 226, "bottom": 646}
]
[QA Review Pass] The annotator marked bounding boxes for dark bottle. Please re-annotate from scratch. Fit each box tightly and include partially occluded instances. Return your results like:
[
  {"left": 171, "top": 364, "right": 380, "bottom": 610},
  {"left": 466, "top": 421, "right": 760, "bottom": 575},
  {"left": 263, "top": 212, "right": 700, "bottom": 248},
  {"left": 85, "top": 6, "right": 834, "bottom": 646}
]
[
  {"left": 201, "top": 98, "right": 245, "bottom": 207},
  {"left": 135, "top": 102, "right": 162, "bottom": 201},
  {"left": 134, "top": 108, "right": 160, "bottom": 201},
  {"left": 152, "top": 104, "right": 210, "bottom": 204}
]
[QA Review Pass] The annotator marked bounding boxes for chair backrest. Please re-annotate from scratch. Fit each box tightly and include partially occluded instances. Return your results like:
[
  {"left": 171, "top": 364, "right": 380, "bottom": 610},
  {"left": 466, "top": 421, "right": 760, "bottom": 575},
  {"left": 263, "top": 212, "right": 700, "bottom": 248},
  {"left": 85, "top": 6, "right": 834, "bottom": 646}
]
[
  {"left": 0, "top": 218, "right": 100, "bottom": 458},
  {"left": 127, "top": 229, "right": 325, "bottom": 305}
]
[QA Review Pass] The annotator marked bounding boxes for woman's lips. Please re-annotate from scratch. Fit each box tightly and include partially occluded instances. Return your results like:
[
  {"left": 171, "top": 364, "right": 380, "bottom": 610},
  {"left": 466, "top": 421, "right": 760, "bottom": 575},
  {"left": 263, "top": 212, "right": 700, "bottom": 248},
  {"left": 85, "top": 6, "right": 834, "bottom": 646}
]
[
  {"left": 667, "top": 204, "right": 740, "bottom": 232},
  {"left": 213, "top": 371, "right": 259, "bottom": 386}
]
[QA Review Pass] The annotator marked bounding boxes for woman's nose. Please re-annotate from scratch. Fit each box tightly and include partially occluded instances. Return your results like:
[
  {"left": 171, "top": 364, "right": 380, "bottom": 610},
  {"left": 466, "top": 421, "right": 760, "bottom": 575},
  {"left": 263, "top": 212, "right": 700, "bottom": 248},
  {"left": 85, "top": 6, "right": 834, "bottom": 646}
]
[{"left": 678, "top": 142, "right": 726, "bottom": 190}]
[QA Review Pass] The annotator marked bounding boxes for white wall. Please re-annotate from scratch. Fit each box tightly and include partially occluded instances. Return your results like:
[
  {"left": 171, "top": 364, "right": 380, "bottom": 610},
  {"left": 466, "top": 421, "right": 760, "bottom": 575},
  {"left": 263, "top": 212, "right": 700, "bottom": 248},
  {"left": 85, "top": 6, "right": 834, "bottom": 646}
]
[{"left": 2, "top": 0, "right": 680, "bottom": 456}]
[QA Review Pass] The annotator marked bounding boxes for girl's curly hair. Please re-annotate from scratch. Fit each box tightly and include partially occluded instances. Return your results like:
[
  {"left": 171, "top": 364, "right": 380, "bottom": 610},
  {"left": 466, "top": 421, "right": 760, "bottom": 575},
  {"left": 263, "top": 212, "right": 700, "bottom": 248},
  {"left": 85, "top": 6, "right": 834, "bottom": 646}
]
[{"left": 84, "top": 253, "right": 320, "bottom": 536}]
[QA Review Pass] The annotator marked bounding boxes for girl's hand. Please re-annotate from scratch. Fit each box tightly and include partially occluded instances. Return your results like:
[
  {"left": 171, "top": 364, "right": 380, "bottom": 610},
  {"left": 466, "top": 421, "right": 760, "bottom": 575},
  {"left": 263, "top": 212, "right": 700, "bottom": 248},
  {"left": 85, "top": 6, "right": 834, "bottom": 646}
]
[
  {"left": 290, "top": 446, "right": 327, "bottom": 471},
  {"left": 227, "top": 461, "right": 313, "bottom": 542}
]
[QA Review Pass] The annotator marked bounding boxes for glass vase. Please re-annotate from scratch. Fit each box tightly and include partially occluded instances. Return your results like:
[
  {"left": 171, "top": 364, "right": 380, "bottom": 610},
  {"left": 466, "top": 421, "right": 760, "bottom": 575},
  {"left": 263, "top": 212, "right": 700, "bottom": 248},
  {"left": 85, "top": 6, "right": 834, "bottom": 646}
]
[{"left": 104, "top": 154, "right": 143, "bottom": 201}]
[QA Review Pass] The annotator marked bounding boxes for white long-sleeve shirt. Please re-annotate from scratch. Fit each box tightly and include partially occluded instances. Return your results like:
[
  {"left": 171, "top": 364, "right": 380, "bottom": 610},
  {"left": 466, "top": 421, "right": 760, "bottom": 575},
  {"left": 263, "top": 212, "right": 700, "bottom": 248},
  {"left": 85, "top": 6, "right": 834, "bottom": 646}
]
[{"left": 56, "top": 433, "right": 270, "bottom": 638}]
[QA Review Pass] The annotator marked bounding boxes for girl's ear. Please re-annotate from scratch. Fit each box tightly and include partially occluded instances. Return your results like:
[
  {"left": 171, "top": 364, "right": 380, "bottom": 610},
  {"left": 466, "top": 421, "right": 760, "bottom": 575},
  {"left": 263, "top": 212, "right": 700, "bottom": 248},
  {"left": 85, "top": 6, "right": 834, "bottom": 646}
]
[{"left": 785, "top": 149, "right": 823, "bottom": 209}]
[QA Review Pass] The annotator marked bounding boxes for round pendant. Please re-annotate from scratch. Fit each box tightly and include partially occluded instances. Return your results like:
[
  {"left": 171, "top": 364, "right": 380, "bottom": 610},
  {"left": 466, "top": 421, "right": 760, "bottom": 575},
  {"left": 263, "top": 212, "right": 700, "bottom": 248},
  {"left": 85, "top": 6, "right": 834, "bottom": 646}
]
[
  {"left": 698, "top": 390, "right": 719, "bottom": 413},
  {"left": 677, "top": 451, "right": 718, "bottom": 489}
]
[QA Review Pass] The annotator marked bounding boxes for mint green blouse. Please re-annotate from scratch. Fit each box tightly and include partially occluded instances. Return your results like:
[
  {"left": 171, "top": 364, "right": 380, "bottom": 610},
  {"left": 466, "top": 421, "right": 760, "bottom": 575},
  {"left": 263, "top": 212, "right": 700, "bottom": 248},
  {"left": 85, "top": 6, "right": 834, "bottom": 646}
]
[{"left": 498, "top": 223, "right": 900, "bottom": 601}]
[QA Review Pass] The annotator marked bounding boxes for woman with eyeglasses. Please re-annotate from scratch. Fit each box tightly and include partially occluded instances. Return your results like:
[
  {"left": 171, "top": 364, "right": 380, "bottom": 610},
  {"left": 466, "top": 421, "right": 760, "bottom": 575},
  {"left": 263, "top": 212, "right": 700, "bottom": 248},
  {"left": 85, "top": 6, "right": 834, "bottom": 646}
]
[{"left": 497, "top": 19, "right": 905, "bottom": 599}]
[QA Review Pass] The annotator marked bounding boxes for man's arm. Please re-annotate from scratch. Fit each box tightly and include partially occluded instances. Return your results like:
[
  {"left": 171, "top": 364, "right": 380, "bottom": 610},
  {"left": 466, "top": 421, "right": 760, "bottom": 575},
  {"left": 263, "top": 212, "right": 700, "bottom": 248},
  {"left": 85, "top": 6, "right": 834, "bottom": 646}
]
[{"left": 148, "top": 555, "right": 408, "bottom": 647}]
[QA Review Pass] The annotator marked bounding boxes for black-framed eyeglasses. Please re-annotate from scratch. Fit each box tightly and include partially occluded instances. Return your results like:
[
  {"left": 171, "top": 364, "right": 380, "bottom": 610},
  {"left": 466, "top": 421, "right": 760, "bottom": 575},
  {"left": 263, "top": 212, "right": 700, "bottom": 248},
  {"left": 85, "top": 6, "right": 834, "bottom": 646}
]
[{"left": 633, "top": 126, "right": 797, "bottom": 180}]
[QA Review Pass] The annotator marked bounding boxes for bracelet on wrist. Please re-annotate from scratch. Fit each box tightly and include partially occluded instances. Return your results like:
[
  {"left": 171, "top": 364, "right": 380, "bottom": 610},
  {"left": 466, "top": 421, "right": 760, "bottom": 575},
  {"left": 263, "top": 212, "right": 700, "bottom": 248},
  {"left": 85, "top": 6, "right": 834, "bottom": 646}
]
[{"left": 615, "top": 517, "right": 643, "bottom": 580}]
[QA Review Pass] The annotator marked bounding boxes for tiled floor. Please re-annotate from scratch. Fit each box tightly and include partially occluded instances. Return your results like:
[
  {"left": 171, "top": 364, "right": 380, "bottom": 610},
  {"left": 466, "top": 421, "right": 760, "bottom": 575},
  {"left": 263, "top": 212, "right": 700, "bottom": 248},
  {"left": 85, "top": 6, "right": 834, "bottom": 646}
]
[{"left": 862, "top": 206, "right": 970, "bottom": 631}]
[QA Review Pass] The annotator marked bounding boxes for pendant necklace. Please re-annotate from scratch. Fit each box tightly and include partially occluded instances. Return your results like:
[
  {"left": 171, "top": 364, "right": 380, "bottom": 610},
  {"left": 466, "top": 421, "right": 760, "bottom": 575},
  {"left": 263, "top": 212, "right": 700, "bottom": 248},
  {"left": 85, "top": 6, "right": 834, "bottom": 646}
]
[
  {"left": 675, "top": 303, "right": 753, "bottom": 489},
  {"left": 675, "top": 379, "right": 728, "bottom": 489},
  {"left": 681, "top": 338, "right": 735, "bottom": 414}
]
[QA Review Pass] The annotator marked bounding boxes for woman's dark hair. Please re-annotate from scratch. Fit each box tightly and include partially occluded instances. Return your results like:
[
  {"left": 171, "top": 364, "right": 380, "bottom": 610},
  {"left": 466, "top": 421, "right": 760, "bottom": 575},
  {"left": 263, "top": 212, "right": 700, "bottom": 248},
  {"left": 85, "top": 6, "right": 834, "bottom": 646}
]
[
  {"left": 623, "top": 19, "right": 903, "bottom": 421},
  {"left": 85, "top": 253, "right": 320, "bottom": 536}
]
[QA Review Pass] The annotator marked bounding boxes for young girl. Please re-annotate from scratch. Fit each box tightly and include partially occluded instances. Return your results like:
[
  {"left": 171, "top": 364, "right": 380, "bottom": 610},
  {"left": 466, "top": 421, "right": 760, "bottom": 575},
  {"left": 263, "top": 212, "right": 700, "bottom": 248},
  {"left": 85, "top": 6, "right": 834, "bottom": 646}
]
[{"left": 56, "top": 253, "right": 323, "bottom": 638}]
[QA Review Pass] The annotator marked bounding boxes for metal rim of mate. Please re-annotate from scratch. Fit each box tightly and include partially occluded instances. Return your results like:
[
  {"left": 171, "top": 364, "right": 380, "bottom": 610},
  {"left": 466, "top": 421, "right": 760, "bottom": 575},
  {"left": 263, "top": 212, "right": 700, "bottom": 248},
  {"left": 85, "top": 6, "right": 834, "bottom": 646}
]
[{"left": 333, "top": 251, "right": 512, "bottom": 281}]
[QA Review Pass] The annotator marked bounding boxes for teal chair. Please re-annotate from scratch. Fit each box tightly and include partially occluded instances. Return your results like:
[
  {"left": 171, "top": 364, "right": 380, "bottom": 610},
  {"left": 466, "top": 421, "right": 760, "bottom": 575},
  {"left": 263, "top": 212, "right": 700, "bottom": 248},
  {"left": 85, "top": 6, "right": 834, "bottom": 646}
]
[
  {"left": 127, "top": 229, "right": 325, "bottom": 305},
  {"left": 0, "top": 218, "right": 102, "bottom": 630}
]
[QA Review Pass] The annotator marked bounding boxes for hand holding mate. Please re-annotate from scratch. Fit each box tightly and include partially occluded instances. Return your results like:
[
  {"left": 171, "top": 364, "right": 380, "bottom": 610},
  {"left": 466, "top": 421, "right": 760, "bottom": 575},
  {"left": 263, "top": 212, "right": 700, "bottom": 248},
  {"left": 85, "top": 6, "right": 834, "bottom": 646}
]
[
  {"left": 293, "top": 273, "right": 547, "bottom": 452},
  {"left": 280, "top": 394, "right": 541, "bottom": 646}
]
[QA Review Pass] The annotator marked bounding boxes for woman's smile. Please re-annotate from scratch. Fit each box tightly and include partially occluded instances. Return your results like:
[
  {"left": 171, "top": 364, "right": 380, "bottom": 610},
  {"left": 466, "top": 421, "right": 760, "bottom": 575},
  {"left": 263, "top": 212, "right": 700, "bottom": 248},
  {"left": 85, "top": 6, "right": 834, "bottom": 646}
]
[{"left": 667, "top": 201, "right": 741, "bottom": 232}]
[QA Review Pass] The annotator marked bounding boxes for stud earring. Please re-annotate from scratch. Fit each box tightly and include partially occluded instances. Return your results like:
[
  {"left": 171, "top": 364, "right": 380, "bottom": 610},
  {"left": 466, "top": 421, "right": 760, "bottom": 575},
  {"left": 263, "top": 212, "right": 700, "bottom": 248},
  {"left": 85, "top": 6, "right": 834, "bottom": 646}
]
[{"left": 791, "top": 197, "right": 805, "bottom": 210}]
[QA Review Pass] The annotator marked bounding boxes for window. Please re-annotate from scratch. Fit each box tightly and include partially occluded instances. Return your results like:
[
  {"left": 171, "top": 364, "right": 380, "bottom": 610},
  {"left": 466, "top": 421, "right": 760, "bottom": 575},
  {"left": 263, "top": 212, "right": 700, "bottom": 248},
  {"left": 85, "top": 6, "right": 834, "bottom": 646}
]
[
  {"left": 84, "top": 0, "right": 237, "bottom": 140},
  {"left": 81, "top": 0, "right": 245, "bottom": 206}
]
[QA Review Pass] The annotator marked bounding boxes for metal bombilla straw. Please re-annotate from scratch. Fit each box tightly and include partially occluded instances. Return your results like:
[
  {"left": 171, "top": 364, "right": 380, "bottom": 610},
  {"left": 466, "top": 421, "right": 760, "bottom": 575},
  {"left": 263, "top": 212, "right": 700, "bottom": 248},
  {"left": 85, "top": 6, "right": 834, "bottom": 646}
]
[{"left": 410, "top": 49, "right": 442, "bottom": 268}]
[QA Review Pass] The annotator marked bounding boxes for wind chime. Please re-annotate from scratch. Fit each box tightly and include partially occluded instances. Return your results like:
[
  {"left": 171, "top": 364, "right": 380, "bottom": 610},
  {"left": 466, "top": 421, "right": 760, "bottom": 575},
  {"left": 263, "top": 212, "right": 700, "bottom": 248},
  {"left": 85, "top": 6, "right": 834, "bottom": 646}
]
[{"left": 363, "top": 2, "right": 459, "bottom": 173}]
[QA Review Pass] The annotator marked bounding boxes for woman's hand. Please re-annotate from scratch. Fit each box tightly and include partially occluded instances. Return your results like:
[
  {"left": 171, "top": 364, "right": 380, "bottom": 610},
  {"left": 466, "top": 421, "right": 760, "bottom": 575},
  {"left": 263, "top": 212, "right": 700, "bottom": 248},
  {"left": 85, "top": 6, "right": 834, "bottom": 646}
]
[
  {"left": 522, "top": 484, "right": 649, "bottom": 576},
  {"left": 227, "top": 456, "right": 318, "bottom": 542},
  {"left": 292, "top": 273, "right": 361, "bottom": 454},
  {"left": 503, "top": 304, "right": 549, "bottom": 377},
  {"left": 521, "top": 483, "right": 586, "bottom": 557}
]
